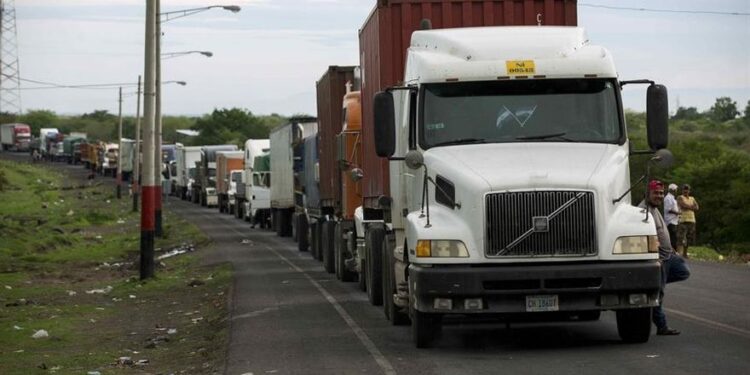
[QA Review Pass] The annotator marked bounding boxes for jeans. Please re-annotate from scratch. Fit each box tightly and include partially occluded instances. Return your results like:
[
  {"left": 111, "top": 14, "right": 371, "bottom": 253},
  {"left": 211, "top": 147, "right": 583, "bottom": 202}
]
[
  {"left": 653, "top": 254, "right": 691, "bottom": 330},
  {"left": 667, "top": 224, "right": 679, "bottom": 250}
]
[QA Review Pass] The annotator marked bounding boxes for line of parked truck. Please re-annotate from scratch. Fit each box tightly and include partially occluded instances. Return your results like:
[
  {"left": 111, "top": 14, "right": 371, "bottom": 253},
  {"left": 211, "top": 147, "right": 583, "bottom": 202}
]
[
  {"left": 188, "top": 0, "right": 675, "bottom": 349},
  {"left": 18, "top": 0, "right": 676, "bottom": 349}
]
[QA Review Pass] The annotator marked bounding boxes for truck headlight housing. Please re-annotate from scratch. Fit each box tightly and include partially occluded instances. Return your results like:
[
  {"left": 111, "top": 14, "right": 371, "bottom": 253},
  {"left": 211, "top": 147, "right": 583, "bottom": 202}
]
[
  {"left": 613, "top": 236, "right": 651, "bottom": 254},
  {"left": 416, "top": 240, "right": 469, "bottom": 258}
]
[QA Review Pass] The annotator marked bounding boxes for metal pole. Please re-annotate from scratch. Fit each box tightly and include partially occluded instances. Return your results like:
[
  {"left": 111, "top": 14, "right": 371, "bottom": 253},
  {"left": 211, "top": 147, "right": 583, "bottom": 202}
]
[
  {"left": 155, "top": 0, "right": 164, "bottom": 238},
  {"left": 133, "top": 75, "right": 142, "bottom": 212},
  {"left": 116, "top": 86, "right": 123, "bottom": 199},
  {"left": 140, "top": 0, "right": 157, "bottom": 280}
]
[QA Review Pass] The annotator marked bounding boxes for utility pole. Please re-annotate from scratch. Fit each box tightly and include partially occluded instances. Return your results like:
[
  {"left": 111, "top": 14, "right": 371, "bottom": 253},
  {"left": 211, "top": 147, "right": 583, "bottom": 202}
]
[
  {"left": 155, "top": 0, "right": 164, "bottom": 238},
  {"left": 116, "top": 86, "right": 123, "bottom": 199},
  {"left": 140, "top": 0, "right": 157, "bottom": 280},
  {"left": 133, "top": 75, "right": 142, "bottom": 212}
]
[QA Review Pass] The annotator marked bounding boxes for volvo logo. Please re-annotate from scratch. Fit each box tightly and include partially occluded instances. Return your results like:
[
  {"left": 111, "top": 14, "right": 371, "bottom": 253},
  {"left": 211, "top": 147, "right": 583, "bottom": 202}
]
[{"left": 532, "top": 216, "right": 549, "bottom": 232}]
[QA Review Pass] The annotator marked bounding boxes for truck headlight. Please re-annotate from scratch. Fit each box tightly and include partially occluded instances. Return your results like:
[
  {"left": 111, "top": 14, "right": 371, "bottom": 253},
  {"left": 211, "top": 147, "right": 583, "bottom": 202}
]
[
  {"left": 613, "top": 236, "right": 650, "bottom": 254},
  {"left": 416, "top": 240, "right": 469, "bottom": 258}
]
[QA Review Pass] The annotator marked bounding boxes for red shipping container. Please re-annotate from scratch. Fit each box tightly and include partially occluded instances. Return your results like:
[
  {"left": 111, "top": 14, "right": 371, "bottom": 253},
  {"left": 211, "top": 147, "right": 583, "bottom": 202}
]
[
  {"left": 359, "top": 0, "right": 578, "bottom": 209},
  {"left": 316, "top": 66, "right": 358, "bottom": 212}
]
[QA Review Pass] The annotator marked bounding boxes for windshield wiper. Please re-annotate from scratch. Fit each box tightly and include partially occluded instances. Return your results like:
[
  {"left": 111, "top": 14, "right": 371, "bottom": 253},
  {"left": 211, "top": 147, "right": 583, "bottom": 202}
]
[
  {"left": 431, "top": 138, "right": 487, "bottom": 147},
  {"left": 516, "top": 132, "right": 573, "bottom": 141}
]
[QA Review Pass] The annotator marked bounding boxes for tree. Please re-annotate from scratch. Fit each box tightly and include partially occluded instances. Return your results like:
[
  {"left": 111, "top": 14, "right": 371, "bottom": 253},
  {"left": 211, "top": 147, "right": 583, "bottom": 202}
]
[
  {"left": 81, "top": 110, "right": 116, "bottom": 122},
  {"left": 190, "top": 108, "right": 273, "bottom": 146},
  {"left": 18, "top": 110, "right": 58, "bottom": 135},
  {"left": 744, "top": 100, "right": 750, "bottom": 125},
  {"left": 672, "top": 106, "right": 701, "bottom": 120},
  {"left": 709, "top": 97, "right": 740, "bottom": 122}
]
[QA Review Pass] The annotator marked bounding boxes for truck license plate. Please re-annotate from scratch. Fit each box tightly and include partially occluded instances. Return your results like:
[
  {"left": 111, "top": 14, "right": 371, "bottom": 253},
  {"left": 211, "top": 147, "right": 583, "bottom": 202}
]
[{"left": 526, "top": 295, "right": 559, "bottom": 312}]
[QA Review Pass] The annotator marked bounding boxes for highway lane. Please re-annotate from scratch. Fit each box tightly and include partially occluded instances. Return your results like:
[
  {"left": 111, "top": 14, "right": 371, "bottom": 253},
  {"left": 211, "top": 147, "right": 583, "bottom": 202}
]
[{"left": 168, "top": 195, "right": 750, "bottom": 374}]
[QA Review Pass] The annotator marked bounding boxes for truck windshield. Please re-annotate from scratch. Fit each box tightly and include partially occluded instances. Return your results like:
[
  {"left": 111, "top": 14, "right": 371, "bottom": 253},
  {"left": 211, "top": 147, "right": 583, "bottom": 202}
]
[{"left": 420, "top": 79, "right": 622, "bottom": 149}]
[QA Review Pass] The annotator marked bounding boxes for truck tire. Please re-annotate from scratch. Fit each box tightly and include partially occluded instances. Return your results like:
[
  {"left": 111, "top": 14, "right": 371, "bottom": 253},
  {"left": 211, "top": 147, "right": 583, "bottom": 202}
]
[
  {"left": 358, "top": 257, "right": 367, "bottom": 292},
  {"left": 365, "top": 226, "right": 384, "bottom": 306},
  {"left": 292, "top": 213, "right": 299, "bottom": 242},
  {"left": 616, "top": 308, "right": 652, "bottom": 343},
  {"left": 309, "top": 221, "right": 319, "bottom": 259},
  {"left": 322, "top": 221, "right": 335, "bottom": 274},
  {"left": 297, "top": 214, "right": 309, "bottom": 252},
  {"left": 411, "top": 306, "right": 441, "bottom": 348},
  {"left": 335, "top": 223, "right": 356, "bottom": 282},
  {"left": 383, "top": 236, "right": 409, "bottom": 325},
  {"left": 280, "top": 210, "right": 292, "bottom": 237}
]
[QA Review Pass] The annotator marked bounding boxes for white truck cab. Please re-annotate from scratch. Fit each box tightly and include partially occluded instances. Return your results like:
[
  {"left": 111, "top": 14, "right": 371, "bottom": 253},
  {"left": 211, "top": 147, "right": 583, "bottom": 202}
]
[{"left": 374, "top": 26, "right": 671, "bottom": 347}]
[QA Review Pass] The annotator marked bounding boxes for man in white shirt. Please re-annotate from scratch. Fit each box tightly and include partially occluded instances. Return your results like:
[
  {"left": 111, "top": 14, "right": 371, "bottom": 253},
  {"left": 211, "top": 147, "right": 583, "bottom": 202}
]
[{"left": 663, "top": 183, "right": 680, "bottom": 250}]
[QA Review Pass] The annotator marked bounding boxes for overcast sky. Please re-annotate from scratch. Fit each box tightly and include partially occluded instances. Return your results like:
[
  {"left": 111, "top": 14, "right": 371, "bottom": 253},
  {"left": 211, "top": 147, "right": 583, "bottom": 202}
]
[{"left": 13, "top": 0, "right": 750, "bottom": 117}]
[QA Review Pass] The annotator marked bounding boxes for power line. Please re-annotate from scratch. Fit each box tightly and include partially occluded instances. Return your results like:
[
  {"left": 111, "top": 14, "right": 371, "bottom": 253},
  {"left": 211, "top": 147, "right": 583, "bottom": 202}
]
[{"left": 579, "top": 3, "right": 750, "bottom": 16}]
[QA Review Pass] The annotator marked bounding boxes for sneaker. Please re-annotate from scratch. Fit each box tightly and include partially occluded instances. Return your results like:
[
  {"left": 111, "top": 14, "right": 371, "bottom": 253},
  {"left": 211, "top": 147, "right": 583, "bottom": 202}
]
[{"left": 657, "top": 327, "right": 681, "bottom": 336}]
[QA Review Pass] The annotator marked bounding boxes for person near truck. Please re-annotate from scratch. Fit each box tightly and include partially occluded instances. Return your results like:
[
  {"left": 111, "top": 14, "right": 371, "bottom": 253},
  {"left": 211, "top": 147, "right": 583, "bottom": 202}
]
[
  {"left": 639, "top": 180, "right": 691, "bottom": 336},
  {"left": 663, "top": 183, "right": 681, "bottom": 250},
  {"left": 676, "top": 184, "right": 699, "bottom": 258}
]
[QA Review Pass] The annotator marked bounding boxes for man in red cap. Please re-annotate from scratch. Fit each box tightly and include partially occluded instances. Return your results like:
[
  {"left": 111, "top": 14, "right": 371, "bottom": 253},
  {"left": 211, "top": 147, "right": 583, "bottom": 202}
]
[{"left": 639, "top": 180, "right": 691, "bottom": 335}]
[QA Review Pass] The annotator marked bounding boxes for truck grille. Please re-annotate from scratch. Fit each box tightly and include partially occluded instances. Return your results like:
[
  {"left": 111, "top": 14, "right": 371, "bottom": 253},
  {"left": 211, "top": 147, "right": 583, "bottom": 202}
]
[{"left": 485, "top": 191, "right": 597, "bottom": 257}]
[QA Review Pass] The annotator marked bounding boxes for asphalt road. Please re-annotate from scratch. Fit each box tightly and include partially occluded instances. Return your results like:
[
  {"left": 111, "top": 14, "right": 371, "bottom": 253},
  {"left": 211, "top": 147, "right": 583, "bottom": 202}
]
[{"left": 163, "top": 195, "right": 750, "bottom": 375}]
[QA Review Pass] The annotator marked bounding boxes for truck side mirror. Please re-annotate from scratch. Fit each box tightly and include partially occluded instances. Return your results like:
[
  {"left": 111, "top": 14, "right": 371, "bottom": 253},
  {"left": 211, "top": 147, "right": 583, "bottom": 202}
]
[
  {"left": 646, "top": 84, "right": 669, "bottom": 151},
  {"left": 374, "top": 91, "right": 396, "bottom": 157}
]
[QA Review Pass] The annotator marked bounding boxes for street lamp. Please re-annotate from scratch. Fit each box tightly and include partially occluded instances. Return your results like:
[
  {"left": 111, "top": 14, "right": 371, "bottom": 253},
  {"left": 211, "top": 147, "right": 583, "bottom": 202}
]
[
  {"left": 162, "top": 51, "right": 214, "bottom": 59},
  {"left": 153, "top": 3, "right": 241, "bottom": 238}
]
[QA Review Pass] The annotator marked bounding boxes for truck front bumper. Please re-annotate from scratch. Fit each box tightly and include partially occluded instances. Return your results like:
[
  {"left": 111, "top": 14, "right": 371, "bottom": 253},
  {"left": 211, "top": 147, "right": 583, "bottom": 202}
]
[{"left": 409, "top": 261, "right": 660, "bottom": 314}]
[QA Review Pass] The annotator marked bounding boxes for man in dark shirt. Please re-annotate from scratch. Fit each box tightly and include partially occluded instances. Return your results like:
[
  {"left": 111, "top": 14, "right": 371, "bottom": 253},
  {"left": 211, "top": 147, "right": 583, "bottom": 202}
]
[{"left": 639, "top": 180, "right": 691, "bottom": 335}]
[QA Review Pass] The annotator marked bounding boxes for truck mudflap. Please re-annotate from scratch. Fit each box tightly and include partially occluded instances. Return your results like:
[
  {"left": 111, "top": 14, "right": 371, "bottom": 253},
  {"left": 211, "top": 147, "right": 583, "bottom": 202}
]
[{"left": 409, "top": 261, "right": 660, "bottom": 314}]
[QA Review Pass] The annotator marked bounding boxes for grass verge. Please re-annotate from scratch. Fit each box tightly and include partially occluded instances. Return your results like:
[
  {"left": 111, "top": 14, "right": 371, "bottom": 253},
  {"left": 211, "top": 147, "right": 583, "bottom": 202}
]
[{"left": 0, "top": 159, "right": 229, "bottom": 374}]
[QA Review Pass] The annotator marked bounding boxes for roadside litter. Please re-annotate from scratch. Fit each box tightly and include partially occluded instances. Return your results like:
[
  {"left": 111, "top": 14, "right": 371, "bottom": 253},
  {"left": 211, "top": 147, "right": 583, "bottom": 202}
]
[
  {"left": 31, "top": 330, "right": 49, "bottom": 339},
  {"left": 157, "top": 243, "right": 195, "bottom": 260},
  {"left": 86, "top": 286, "right": 113, "bottom": 295}
]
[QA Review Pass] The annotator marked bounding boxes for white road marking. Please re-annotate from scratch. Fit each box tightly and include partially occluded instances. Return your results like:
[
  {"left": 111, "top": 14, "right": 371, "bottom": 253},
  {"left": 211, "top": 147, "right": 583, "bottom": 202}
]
[
  {"left": 266, "top": 245, "right": 397, "bottom": 375},
  {"left": 665, "top": 307, "right": 750, "bottom": 339},
  {"left": 206, "top": 211, "right": 397, "bottom": 375}
]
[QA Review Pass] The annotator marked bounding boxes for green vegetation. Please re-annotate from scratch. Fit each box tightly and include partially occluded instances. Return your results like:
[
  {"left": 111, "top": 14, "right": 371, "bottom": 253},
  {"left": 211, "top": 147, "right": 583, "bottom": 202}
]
[
  {"left": 0, "top": 160, "right": 228, "bottom": 374},
  {"left": 1, "top": 107, "right": 293, "bottom": 147},
  {"left": 627, "top": 96, "right": 750, "bottom": 258}
]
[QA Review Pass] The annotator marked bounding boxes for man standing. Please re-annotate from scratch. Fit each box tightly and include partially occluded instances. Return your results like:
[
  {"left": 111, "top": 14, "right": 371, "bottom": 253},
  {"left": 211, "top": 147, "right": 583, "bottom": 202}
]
[
  {"left": 639, "top": 180, "right": 691, "bottom": 336},
  {"left": 664, "top": 183, "right": 681, "bottom": 250},
  {"left": 677, "top": 184, "right": 699, "bottom": 258}
]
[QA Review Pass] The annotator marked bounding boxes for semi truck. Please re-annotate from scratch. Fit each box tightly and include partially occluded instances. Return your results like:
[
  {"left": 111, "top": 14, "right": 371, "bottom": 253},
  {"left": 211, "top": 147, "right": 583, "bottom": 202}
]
[
  {"left": 175, "top": 144, "right": 202, "bottom": 200},
  {"left": 247, "top": 152, "right": 272, "bottom": 228},
  {"left": 235, "top": 139, "right": 270, "bottom": 221},
  {"left": 215, "top": 150, "right": 244, "bottom": 214},
  {"left": 269, "top": 117, "right": 317, "bottom": 237},
  {"left": 304, "top": 66, "right": 360, "bottom": 272},
  {"left": 62, "top": 136, "right": 86, "bottom": 164},
  {"left": 193, "top": 145, "right": 238, "bottom": 207},
  {"left": 1, "top": 123, "right": 31, "bottom": 151},
  {"left": 39, "top": 128, "right": 59, "bottom": 158},
  {"left": 355, "top": 0, "right": 670, "bottom": 348}
]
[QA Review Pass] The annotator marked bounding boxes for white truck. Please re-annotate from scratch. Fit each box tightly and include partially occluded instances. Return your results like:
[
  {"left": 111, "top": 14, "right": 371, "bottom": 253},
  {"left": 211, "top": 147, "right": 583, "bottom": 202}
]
[
  {"left": 175, "top": 144, "right": 202, "bottom": 201},
  {"left": 269, "top": 118, "right": 317, "bottom": 237},
  {"left": 235, "top": 139, "right": 270, "bottom": 221},
  {"left": 371, "top": 26, "right": 670, "bottom": 347},
  {"left": 39, "top": 128, "right": 59, "bottom": 157}
]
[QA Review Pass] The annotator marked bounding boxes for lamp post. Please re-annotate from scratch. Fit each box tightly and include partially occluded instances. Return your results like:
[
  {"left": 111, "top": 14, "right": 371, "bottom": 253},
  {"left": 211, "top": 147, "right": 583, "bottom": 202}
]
[
  {"left": 116, "top": 87, "right": 123, "bottom": 199},
  {"left": 154, "top": 3, "right": 240, "bottom": 237},
  {"left": 141, "top": 0, "right": 157, "bottom": 280}
]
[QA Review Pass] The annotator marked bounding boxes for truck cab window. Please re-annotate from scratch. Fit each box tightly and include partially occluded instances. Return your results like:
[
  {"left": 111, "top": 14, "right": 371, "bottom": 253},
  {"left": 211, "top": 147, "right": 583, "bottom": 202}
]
[{"left": 420, "top": 79, "right": 623, "bottom": 149}]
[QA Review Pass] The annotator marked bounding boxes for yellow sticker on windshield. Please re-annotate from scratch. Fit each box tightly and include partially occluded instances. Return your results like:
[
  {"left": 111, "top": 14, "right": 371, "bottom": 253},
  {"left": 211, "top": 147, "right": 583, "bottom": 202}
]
[{"left": 506, "top": 60, "right": 535, "bottom": 75}]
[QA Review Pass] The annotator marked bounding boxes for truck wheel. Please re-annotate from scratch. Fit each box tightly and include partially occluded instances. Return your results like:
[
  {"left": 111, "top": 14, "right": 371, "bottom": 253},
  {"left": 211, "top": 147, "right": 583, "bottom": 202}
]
[
  {"left": 297, "top": 215, "right": 309, "bottom": 252},
  {"left": 366, "top": 226, "right": 384, "bottom": 306},
  {"left": 322, "top": 221, "right": 335, "bottom": 274},
  {"left": 358, "top": 258, "right": 367, "bottom": 292},
  {"left": 280, "top": 210, "right": 292, "bottom": 237},
  {"left": 411, "top": 307, "right": 441, "bottom": 348},
  {"left": 292, "top": 213, "right": 299, "bottom": 242},
  {"left": 310, "top": 221, "right": 319, "bottom": 259},
  {"left": 383, "top": 237, "right": 409, "bottom": 325},
  {"left": 616, "top": 308, "right": 652, "bottom": 343},
  {"left": 335, "top": 224, "right": 355, "bottom": 282}
]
